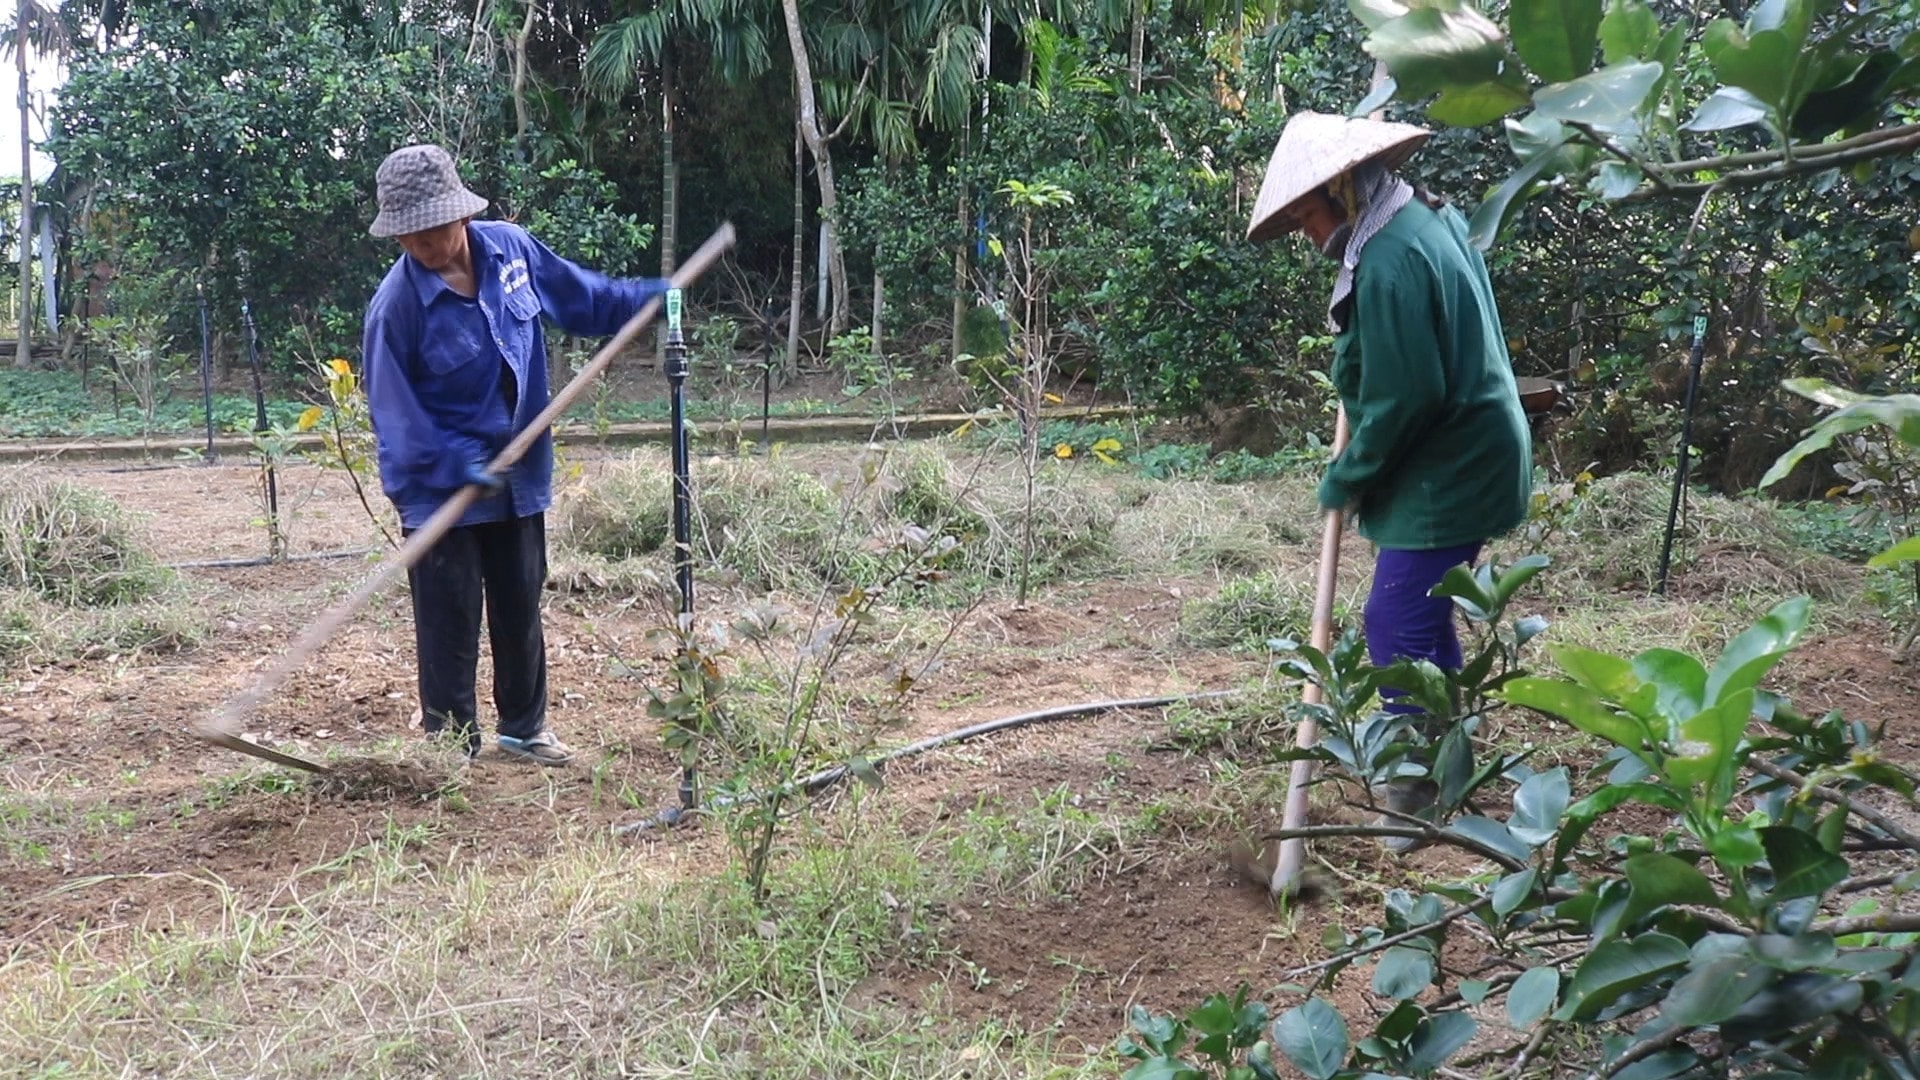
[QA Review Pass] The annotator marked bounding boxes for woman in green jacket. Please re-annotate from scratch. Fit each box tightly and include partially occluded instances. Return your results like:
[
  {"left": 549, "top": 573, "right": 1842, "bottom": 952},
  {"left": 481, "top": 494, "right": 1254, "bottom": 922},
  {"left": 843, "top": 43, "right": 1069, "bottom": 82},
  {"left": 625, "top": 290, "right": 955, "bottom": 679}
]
[{"left": 1248, "top": 112, "right": 1533, "bottom": 832}]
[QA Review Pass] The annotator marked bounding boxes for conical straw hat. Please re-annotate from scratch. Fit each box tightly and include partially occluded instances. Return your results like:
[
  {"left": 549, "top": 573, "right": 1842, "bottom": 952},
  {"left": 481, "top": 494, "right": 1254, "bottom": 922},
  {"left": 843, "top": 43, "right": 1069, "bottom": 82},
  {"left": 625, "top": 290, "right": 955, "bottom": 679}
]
[{"left": 1246, "top": 112, "right": 1432, "bottom": 243}]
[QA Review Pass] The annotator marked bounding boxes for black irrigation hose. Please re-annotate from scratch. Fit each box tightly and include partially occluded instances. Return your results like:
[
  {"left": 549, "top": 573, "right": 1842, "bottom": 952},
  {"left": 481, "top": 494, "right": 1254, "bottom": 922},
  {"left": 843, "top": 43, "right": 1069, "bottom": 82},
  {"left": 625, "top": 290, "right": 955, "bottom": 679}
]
[
  {"left": 167, "top": 548, "right": 376, "bottom": 571},
  {"left": 611, "top": 689, "right": 1242, "bottom": 836}
]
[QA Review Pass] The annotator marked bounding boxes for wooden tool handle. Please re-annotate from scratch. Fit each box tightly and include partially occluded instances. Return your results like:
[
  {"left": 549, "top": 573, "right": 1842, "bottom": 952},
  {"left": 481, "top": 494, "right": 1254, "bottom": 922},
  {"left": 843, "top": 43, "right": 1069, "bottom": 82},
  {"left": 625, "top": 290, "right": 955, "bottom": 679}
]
[
  {"left": 1271, "top": 404, "right": 1350, "bottom": 894},
  {"left": 196, "top": 223, "right": 739, "bottom": 742}
]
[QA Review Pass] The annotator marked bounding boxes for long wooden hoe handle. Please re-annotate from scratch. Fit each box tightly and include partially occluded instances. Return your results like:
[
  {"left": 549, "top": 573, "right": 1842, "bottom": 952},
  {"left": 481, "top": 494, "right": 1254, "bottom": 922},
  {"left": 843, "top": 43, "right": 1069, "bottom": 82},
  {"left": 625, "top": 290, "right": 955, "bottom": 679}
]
[
  {"left": 194, "top": 223, "right": 739, "bottom": 768},
  {"left": 1270, "top": 404, "right": 1350, "bottom": 895}
]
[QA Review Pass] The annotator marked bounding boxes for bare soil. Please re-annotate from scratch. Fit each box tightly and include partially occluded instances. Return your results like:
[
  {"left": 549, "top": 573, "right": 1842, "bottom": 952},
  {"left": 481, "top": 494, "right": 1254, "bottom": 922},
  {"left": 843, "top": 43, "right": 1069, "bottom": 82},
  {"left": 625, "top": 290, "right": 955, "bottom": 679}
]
[{"left": 3, "top": 455, "right": 1913, "bottom": 1059}]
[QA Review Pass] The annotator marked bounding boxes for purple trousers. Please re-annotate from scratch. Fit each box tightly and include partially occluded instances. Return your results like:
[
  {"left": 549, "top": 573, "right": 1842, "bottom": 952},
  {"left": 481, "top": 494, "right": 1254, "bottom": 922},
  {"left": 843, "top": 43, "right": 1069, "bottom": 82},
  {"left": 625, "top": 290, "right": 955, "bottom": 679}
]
[{"left": 1365, "top": 542, "right": 1482, "bottom": 713}]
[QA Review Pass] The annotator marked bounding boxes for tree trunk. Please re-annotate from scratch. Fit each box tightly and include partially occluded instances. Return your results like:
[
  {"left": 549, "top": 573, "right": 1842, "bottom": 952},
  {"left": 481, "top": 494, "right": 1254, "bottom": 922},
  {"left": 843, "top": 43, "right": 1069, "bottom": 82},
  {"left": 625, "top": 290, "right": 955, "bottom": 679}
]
[
  {"left": 659, "top": 55, "right": 678, "bottom": 356},
  {"left": 1129, "top": 0, "right": 1146, "bottom": 96},
  {"left": 661, "top": 57, "right": 678, "bottom": 277},
  {"left": 786, "top": 126, "right": 804, "bottom": 377},
  {"left": 17, "top": 27, "right": 33, "bottom": 369},
  {"left": 509, "top": 0, "right": 536, "bottom": 159},
  {"left": 951, "top": 183, "right": 967, "bottom": 364},
  {"left": 778, "top": 0, "right": 849, "bottom": 336}
]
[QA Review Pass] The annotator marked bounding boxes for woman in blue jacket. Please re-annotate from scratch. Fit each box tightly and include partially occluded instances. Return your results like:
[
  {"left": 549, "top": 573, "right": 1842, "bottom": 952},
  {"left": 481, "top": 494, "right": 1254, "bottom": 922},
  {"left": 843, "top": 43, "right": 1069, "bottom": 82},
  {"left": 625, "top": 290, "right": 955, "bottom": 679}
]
[{"left": 362, "top": 144, "right": 668, "bottom": 765}]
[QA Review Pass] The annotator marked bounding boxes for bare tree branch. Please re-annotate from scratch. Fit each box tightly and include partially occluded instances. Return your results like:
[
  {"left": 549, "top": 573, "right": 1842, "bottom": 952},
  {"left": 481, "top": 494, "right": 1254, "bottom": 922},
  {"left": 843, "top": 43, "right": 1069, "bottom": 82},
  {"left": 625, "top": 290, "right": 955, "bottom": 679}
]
[{"left": 1749, "top": 758, "right": 1920, "bottom": 852}]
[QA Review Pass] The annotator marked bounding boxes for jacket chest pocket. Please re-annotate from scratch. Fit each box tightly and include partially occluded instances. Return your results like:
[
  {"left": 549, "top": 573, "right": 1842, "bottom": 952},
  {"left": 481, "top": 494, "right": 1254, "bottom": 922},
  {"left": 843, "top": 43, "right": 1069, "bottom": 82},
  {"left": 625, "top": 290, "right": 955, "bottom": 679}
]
[
  {"left": 420, "top": 313, "right": 493, "bottom": 378},
  {"left": 495, "top": 286, "right": 541, "bottom": 359}
]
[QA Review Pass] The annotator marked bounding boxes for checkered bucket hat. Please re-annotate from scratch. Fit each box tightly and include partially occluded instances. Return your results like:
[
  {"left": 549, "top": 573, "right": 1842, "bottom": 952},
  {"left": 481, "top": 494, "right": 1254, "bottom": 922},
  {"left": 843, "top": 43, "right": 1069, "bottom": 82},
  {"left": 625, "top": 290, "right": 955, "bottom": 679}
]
[{"left": 368, "top": 145, "right": 489, "bottom": 238}]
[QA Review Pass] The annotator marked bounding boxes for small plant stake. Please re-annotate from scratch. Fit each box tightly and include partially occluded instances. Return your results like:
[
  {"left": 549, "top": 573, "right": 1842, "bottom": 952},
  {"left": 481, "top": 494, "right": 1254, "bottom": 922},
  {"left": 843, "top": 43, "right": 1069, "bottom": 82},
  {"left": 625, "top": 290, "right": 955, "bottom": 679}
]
[
  {"left": 664, "top": 285, "right": 699, "bottom": 811},
  {"left": 1656, "top": 315, "right": 1708, "bottom": 595},
  {"left": 242, "top": 298, "right": 282, "bottom": 559}
]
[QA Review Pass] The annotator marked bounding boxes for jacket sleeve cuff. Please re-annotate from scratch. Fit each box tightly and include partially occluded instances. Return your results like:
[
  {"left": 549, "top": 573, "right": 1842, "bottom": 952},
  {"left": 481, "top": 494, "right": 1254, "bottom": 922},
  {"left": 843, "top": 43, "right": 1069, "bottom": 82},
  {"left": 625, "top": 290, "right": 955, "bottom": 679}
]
[{"left": 1317, "top": 471, "right": 1350, "bottom": 512}]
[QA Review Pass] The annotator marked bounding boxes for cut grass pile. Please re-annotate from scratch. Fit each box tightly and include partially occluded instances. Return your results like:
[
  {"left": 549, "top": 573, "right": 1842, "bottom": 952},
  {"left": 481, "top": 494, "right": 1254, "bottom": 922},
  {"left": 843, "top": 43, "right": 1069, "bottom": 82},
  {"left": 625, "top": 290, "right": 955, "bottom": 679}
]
[
  {"left": 1523, "top": 472, "right": 1854, "bottom": 603},
  {"left": 0, "top": 470, "right": 207, "bottom": 662},
  {"left": 554, "top": 444, "right": 1126, "bottom": 602}
]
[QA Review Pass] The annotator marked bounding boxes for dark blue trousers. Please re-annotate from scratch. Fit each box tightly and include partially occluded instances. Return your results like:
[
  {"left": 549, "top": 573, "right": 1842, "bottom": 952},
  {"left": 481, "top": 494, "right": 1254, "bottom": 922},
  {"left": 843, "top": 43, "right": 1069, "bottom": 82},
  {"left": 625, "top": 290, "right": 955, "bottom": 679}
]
[
  {"left": 1364, "top": 542, "right": 1482, "bottom": 714},
  {"left": 403, "top": 513, "right": 549, "bottom": 743}
]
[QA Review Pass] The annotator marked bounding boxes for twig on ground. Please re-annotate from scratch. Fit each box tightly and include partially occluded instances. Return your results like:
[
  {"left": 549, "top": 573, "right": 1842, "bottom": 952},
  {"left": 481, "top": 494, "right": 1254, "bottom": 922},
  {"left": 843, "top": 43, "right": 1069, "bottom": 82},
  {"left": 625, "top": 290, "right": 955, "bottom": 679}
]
[{"left": 1750, "top": 759, "right": 1920, "bottom": 851}]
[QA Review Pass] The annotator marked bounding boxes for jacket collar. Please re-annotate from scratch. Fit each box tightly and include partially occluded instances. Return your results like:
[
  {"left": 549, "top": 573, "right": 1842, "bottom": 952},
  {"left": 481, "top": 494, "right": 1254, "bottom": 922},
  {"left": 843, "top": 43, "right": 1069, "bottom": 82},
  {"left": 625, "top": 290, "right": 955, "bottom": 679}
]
[{"left": 401, "top": 223, "right": 504, "bottom": 307}]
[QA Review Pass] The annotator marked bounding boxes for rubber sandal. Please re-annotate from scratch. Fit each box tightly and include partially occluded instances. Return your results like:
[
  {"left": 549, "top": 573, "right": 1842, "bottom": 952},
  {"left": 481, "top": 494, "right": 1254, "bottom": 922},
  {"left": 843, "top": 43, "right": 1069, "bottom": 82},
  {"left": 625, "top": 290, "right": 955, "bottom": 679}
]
[{"left": 497, "top": 730, "right": 575, "bottom": 767}]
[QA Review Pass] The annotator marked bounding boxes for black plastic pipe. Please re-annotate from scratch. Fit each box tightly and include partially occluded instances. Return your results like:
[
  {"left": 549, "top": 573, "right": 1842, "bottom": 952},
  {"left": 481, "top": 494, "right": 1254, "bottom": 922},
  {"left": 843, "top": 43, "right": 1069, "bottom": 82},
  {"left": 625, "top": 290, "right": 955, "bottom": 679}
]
[
  {"left": 612, "top": 690, "right": 1240, "bottom": 836},
  {"left": 1656, "top": 315, "right": 1708, "bottom": 595},
  {"left": 664, "top": 288, "right": 697, "bottom": 811},
  {"left": 196, "top": 281, "right": 216, "bottom": 461}
]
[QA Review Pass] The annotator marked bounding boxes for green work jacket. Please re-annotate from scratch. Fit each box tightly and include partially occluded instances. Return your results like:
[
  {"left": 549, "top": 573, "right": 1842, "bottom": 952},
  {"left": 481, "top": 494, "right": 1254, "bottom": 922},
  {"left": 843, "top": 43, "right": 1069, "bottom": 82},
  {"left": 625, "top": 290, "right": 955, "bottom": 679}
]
[{"left": 1317, "top": 200, "right": 1532, "bottom": 551}]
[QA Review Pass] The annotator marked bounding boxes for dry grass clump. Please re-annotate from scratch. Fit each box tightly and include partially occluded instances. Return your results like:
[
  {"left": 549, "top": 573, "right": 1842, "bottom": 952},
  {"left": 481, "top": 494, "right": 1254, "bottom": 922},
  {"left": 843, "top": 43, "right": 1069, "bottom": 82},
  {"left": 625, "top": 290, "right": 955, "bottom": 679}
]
[
  {"left": 1535, "top": 472, "right": 1853, "bottom": 602},
  {"left": 1178, "top": 569, "right": 1317, "bottom": 649},
  {"left": 1113, "top": 476, "right": 1317, "bottom": 576},
  {"left": 0, "top": 471, "right": 170, "bottom": 606},
  {"left": 553, "top": 450, "right": 672, "bottom": 560},
  {"left": 555, "top": 444, "right": 1126, "bottom": 601},
  {"left": 0, "top": 472, "right": 204, "bottom": 663}
]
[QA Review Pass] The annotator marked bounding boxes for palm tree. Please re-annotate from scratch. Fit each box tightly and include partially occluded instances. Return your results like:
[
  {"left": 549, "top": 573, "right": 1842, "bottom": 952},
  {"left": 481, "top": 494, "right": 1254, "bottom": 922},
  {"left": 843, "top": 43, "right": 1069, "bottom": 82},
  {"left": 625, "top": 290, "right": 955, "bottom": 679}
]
[
  {"left": 584, "top": 0, "right": 772, "bottom": 279},
  {"left": 815, "top": 0, "right": 986, "bottom": 354},
  {"left": 5, "top": 0, "right": 69, "bottom": 369}
]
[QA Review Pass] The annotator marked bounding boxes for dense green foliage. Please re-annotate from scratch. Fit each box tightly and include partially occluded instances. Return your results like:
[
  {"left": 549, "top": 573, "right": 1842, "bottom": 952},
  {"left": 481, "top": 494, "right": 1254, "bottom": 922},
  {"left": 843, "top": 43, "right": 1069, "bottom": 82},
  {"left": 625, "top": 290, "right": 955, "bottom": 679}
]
[{"left": 22, "top": 0, "right": 1906, "bottom": 491}]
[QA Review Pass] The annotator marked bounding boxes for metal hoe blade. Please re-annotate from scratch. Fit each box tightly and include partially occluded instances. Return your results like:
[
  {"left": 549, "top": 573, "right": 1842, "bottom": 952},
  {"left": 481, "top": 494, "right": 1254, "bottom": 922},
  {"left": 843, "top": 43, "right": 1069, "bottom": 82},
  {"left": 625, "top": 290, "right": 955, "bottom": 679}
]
[{"left": 198, "top": 730, "right": 333, "bottom": 774}]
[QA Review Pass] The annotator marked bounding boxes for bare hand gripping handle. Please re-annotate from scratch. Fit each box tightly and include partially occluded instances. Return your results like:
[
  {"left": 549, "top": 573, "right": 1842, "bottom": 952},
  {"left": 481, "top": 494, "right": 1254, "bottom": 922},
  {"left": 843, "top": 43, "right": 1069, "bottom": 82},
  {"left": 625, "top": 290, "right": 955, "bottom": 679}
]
[{"left": 194, "top": 223, "right": 739, "bottom": 770}]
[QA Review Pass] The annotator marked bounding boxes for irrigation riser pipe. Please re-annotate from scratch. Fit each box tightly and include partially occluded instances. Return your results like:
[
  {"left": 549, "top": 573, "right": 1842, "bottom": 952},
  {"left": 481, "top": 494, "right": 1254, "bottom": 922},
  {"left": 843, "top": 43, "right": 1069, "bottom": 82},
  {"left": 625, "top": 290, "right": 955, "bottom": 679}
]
[{"left": 193, "top": 223, "right": 738, "bottom": 774}]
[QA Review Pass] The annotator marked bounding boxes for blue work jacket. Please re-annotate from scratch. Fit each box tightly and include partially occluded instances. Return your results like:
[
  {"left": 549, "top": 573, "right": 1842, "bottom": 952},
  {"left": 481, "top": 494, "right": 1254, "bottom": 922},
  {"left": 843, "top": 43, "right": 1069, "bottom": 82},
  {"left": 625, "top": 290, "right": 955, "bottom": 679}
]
[{"left": 361, "top": 221, "right": 667, "bottom": 530}]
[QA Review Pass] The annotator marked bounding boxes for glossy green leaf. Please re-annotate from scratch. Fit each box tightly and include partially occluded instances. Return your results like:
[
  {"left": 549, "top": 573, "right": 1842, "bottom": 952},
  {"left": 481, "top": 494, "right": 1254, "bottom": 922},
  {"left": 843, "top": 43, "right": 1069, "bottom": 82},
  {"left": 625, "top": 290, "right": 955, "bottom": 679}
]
[
  {"left": 1507, "top": 965, "right": 1560, "bottom": 1029},
  {"left": 1761, "top": 827, "right": 1848, "bottom": 901},
  {"left": 1592, "top": 160, "right": 1641, "bottom": 199},
  {"left": 1351, "top": 75, "right": 1400, "bottom": 118},
  {"left": 1408, "top": 1011, "right": 1477, "bottom": 1072},
  {"left": 1427, "top": 78, "right": 1534, "bottom": 127},
  {"left": 1505, "top": 111, "right": 1573, "bottom": 163},
  {"left": 1623, "top": 854, "right": 1721, "bottom": 926},
  {"left": 1531, "top": 61, "right": 1664, "bottom": 134},
  {"left": 1550, "top": 644, "right": 1639, "bottom": 698},
  {"left": 1492, "top": 867, "right": 1540, "bottom": 918},
  {"left": 1702, "top": 20, "right": 1799, "bottom": 115},
  {"left": 1629, "top": 648, "right": 1707, "bottom": 724},
  {"left": 1664, "top": 688, "right": 1753, "bottom": 793},
  {"left": 1868, "top": 534, "right": 1920, "bottom": 569},
  {"left": 1748, "top": 931, "right": 1837, "bottom": 970},
  {"left": 1490, "top": 554, "right": 1553, "bottom": 608},
  {"left": 1683, "top": 86, "right": 1774, "bottom": 131},
  {"left": 1458, "top": 978, "right": 1493, "bottom": 1004},
  {"left": 1272, "top": 998, "right": 1348, "bottom": 1080},
  {"left": 1432, "top": 563, "right": 1495, "bottom": 618},
  {"left": 1761, "top": 386, "right": 1920, "bottom": 489},
  {"left": 1556, "top": 933, "right": 1690, "bottom": 1021},
  {"left": 1373, "top": 946, "right": 1436, "bottom": 1000},
  {"left": 1498, "top": 677, "right": 1649, "bottom": 751},
  {"left": 1511, "top": 0, "right": 1604, "bottom": 83},
  {"left": 1706, "top": 597, "right": 1811, "bottom": 702},
  {"left": 1661, "top": 956, "right": 1774, "bottom": 1029},
  {"left": 1708, "top": 823, "right": 1768, "bottom": 869},
  {"left": 1597, "top": 0, "right": 1660, "bottom": 63},
  {"left": 1512, "top": 768, "right": 1570, "bottom": 845},
  {"left": 1447, "top": 815, "right": 1536, "bottom": 860},
  {"left": 1366, "top": 6, "right": 1508, "bottom": 99}
]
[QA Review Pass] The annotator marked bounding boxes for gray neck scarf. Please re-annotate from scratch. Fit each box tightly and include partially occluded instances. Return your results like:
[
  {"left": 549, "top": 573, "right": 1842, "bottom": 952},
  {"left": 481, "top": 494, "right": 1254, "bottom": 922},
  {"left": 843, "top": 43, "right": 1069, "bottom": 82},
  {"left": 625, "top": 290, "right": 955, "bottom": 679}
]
[{"left": 1322, "top": 162, "right": 1413, "bottom": 331}]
